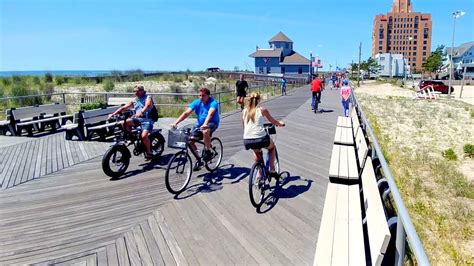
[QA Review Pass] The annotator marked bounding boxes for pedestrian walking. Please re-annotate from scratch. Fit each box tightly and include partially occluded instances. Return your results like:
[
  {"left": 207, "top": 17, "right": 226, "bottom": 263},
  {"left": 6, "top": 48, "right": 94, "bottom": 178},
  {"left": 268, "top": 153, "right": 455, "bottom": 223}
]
[
  {"left": 280, "top": 76, "right": 287, "bottom": 96},
  {"left": 340, "top": 79, "right": 352, "bottom": 117},
  {"left": 236, "top": 74, "right": 249, "bottom": 111}
]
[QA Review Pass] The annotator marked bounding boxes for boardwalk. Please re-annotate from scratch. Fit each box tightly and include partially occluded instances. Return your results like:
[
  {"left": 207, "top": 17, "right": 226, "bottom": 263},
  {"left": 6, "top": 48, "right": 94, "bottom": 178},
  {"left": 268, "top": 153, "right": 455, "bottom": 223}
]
[{"left": 0, "top": 85, "right": 343, "bottom": 264}]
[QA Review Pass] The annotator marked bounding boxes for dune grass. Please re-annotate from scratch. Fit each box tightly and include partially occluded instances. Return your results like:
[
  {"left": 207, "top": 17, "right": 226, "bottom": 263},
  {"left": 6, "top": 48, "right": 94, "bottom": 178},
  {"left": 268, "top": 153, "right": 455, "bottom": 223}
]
[{"left": 359, "top": 94, "right": 474, "bottom": 265}]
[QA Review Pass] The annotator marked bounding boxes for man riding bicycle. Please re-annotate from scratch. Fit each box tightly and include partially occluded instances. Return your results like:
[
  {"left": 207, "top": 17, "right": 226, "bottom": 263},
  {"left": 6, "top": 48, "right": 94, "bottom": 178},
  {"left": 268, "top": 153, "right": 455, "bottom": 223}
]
[
  {"left": 171, "top": 87, "right": 220, "bottom": 170},
  {"left": 108, "top": 85, "right": 155, "bottom": 160}
]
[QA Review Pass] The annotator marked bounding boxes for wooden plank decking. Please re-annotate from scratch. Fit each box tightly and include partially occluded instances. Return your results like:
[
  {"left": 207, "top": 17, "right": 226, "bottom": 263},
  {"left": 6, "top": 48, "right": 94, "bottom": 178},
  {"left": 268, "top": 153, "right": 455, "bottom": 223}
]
[{"left": 0, "top": 85, "right": 344, "bottom": 264}]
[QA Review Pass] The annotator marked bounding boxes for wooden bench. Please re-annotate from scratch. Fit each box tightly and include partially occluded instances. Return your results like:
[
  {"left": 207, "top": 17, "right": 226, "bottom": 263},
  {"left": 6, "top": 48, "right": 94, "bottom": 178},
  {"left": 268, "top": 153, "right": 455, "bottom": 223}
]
[
  {"left": 10, "top": 103, "right": 73, "bottom": 136},
  {"left": 329, "top": 126, "right": 368, "bottom": 182},
  {"left": 361, "top": 157, "right": 391, "bottom": 265},
  {"left": 0, "top": 110, "right": 14, "bottom": 135},
  {"left": 314, "top": 158, "right": 392, "bottom": 265},
  {"left": 334, "top": 113, "right": 361, "bottom": 146},
  {"left": 63, "top": 106, "right": 121, "bottom": 141},
  {"left": 336, "top": 106, "right": 358, "bottom": 128},
  {"left": 315, "top": 107, "right": 392, "bottom": 265},
  {"left": 314, "top": 183, "right": 365, "bottom": 265}
]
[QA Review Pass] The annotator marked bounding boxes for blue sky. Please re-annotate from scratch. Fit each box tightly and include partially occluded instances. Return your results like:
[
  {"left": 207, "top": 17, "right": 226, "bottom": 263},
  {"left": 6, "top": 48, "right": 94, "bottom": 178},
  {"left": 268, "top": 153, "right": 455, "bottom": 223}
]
[{"left": 1, "top": 0, "right": 473, "bottom": 72}]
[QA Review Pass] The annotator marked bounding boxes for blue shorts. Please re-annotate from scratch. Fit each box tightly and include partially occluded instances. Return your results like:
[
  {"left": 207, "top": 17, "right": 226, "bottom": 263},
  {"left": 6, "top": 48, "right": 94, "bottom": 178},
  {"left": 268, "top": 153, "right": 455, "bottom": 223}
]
[
  {"left": 192, "top": 122, "right": 218, "bottom": 139},
  {"left": 132, "top": 118, "right": 154, "bottom": 132}
]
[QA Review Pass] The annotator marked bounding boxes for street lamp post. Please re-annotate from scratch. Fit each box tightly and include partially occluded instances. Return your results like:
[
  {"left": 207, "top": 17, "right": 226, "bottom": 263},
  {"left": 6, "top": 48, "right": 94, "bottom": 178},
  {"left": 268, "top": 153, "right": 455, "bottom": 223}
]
[
  {"left": 448, "top": 10, "right": 466, "bottom": 97},
  {"left": 309, "top": 51, "right": 313, "bottom": 81}
]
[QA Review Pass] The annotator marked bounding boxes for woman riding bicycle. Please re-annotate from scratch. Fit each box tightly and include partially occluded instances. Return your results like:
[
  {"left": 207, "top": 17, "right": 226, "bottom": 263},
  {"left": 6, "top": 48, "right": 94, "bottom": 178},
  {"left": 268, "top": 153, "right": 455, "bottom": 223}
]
[{"left": 242, "top": 92, "right": 285, "bottom": 179}]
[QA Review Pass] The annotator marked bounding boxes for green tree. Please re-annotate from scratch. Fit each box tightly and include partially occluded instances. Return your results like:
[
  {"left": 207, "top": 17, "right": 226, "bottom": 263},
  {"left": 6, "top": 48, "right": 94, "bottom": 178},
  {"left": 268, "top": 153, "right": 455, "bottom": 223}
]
[
  {"left": 360, "top": 57, "right": 380, "bottom": 78},
  {"left": 422, "top": 45, "right": 446, "bottom": 74}
]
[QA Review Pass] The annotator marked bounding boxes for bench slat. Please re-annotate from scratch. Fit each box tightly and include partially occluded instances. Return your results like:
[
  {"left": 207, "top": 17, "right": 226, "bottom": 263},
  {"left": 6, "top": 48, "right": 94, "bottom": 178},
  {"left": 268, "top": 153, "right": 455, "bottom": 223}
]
[
  {"left": 348, "top": 185, "right": 365, "bottom": 265},
  {"left": 329, "top": 144, "right": 341, "bottom": 178},
  {"left": 333, "top": 127, "right": 353, "bottom": 145},
  {"left": 355, "top": 127, "right": 369, "bottom": 170},
  {"left": 329, "top": 145, "right": 358, "bottom": 180},
  {"left": 362, "top": 158, "right": 391, "bottom": 266},
  {"left": 108, "top": 97, "right": 132, "bottom": 106},
  {"left": 314, "top": 183, "right": 339, "bottom": 266},
  {"left": 337, "top": 116, "right": 351, "bottom": 128},
  {"left": 87, "top": 122, "right": 119, "bottom": 131},
  {"left": 331, "top": 184, "right": 350, "bottom": 265}
]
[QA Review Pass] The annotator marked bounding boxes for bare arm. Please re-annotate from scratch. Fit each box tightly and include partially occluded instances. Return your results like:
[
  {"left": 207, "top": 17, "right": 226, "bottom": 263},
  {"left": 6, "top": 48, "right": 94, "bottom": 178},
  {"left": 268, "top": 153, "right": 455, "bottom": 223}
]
[
  {"left": 261, "top": 107, "right": 285, "bottom": 127},
  {"left": 108, "top": 101, "right": 133, "bottom": 119},
  {"left": 201, "top": 108, "right": 216, "bottom": 129},
  {"left": 171, "top": 108, "right": 193, "bottom": 128}
]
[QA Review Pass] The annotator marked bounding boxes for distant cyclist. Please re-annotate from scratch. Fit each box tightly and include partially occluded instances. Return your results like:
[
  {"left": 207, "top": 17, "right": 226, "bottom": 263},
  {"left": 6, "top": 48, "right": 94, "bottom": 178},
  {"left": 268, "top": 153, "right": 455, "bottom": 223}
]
[
  {"left": 242, "top": 92, "right": 285, "bottom": 179},
  {"left": 171, "top": 87, "right": 220, "bottom": 170}
]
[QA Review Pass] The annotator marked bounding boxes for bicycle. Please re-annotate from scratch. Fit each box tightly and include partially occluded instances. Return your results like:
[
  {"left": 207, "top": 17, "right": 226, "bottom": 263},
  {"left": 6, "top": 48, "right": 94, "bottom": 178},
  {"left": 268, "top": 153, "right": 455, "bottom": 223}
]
[
  {"left": 248, "top": 123, "right": 280, "bottom": 208},
  {"left": 102, "top": 116, "right": 165, "bottom": 178},
  {"left": 165, "top": 125, "right": 223, "bottom": 194}
]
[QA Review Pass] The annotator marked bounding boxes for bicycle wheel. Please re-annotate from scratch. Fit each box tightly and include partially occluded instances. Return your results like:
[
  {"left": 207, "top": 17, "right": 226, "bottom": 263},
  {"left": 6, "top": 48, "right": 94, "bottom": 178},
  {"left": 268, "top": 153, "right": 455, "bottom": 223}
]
[
  {"left": 165, "top": 151, "right": 192, "bottom": 194},
  {"left": 249, "top": 163, "right": 265, "bottom": 207},
  {"left": 102, "top": 145, "right": 130, "bottom": 178},
  {"left": 149, "top": 131, "right": 165, "bottom": 159},
  {"left": 205, "top": 137, "right": 223, "bottom": 172}
]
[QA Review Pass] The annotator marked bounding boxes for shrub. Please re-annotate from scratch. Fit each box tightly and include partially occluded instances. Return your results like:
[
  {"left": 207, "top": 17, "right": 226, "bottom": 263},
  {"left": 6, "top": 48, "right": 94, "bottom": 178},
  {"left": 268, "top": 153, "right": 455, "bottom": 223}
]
[
  {"left": 44, "top": 73, "right": 53, "bottom": 83},
  {"left": 55, "top": 76, "right": 65, "bottom": 85},
  {"left": 32, "top": 76, "right": 41, "bottom": 86},
  {"left": 80, "top": 102, "right": 107, "bottom": 110},
  {"left": 470, "top": 110, "right": 474, "bottom": 119},
  {"left": 442, "top": 148, "right": 458, "bottom": 161},
  {"left": 103, "top": 80, "right": 115, "bottom": 92},
  {"left": 463, "top": 144, "right": 474, "bottom": 158}
]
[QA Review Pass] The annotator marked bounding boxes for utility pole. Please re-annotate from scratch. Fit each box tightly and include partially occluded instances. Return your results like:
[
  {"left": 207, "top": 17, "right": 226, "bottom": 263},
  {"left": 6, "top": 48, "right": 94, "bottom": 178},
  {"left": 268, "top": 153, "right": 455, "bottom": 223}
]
[{"left": 357, "top": 42, "right": 361, "bottom": 87}]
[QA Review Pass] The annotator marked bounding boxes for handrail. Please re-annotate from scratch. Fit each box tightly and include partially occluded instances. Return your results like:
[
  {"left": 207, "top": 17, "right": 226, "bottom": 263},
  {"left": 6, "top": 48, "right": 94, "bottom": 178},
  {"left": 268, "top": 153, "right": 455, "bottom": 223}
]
[{"left": 352, "top": 91, "right": 430, "bottom": 265}]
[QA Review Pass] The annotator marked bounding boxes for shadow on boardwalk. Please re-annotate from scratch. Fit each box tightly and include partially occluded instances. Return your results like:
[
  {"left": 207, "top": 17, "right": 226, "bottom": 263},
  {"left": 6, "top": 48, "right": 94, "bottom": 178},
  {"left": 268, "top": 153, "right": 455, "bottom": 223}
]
[
  {"left": 258, "top": 172, "right": 313, "bottom": 214},
  {"left": 174, "top": 163, "right": 250, "bottom": 200}
]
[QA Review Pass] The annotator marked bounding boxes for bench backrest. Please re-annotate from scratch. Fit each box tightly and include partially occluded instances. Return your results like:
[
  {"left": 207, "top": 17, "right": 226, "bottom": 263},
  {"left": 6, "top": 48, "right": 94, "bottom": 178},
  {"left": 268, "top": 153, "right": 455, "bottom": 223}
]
[
  {"left": 39, "top": 103, "right": 68, "bottom": 116},
  {"left": 108, "top": 97, "right": 132, "bottom": 106},
  {"left": 82, "top": 106, "right": 119, "bottom": 126},
  {"left": 11, "top": 103, "right": 67, "bottom": 121},
  {"left": 355, "top": 126, "right": 369, "bottom": 169},
  {"left": 362, "top": 157, "right": 391, "bottom": 266},
  {"left": 11, "top": 106, "right": 40, "bottom": 121}
]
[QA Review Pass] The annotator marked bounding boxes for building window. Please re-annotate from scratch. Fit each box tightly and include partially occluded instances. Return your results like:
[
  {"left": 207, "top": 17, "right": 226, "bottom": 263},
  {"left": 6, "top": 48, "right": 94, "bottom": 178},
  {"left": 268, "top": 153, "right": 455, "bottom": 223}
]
[
  {"left": 423, "top": 52, "right": 427, "bottom": 55},
  {"left": 379, "top": 40, "right": 383, "bottom": 45},
  {"left": 423, "top": 40, "right": 427, "bottom": 44},
  {"left": 259, "top": 67, "right": 264, "bottom": 74},
  {"left": 413, "top": 52, "right": 417, "bottom": 56},
  {"left": 379, "top": 46, "right": 383, "bottom": 50},
  {"left": 281, "top": 67, "right": 285, "bottom": 74},
  {"left": 267, "top": 66, "right": 271, "bottom": 74},
  {"left": 423, "top": 46, "right": 426, "bottom": 50},
  {"left": 298, "top": 67, "right": 303, "bottom": 74},
  {"left": 379, "top": 29, "right": 384, "bottom": 39},
  {"left": 423, "top": 28, "right": 429, "bottom": 38},
  {"left": 380, "top": 65, "right": 385, "bottom": 70},
  {"left": 285, "top": 43, "right": 289, "bottom": 49},
  {"left": 414, "top": 41, "right": 417, "bottom": 45}
]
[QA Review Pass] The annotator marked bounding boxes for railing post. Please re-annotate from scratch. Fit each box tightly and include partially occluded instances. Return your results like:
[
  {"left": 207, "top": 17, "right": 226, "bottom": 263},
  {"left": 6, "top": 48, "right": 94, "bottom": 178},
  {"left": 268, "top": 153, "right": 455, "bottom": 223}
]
[
  {"left": 395, "top": 217, "right": 407, "bottom": 266},
  {"left": 218, "top": 92, "right": 221, "bottom": 114},
  {"left": 62, "top": 93, "right": 66, "bottom": 104}
]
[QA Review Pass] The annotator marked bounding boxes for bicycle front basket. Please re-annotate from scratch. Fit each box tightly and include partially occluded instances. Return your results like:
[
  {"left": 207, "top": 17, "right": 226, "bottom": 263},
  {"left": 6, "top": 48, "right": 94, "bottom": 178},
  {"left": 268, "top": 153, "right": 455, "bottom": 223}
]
[{"left": 167, "top": 129, "right": 188, "bottom": 149}]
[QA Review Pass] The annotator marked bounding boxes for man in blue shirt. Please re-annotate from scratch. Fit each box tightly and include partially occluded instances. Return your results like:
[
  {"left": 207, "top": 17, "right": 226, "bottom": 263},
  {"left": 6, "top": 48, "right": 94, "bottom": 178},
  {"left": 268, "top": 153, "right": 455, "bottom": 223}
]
[{"left": 171, "top": 88, "right": 220, "bottom": 169}]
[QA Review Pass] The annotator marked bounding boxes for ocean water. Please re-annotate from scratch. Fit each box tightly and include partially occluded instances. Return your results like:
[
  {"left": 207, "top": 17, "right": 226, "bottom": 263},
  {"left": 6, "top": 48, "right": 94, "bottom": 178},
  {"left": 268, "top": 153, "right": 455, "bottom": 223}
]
[
  {"left": 0, "top": 70, "right": 166, "bottom": 77},
  {"left": 0, "top": 70, "right": 115, "bottom": 77}
]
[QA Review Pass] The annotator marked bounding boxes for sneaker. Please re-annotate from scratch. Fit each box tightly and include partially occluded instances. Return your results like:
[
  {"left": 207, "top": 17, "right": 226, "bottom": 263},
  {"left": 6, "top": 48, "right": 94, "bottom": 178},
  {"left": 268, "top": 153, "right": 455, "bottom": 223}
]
[
  {"left": 193, "top": 161, "right": 203, "bottom": 171},
  {"left": 269, "top": 172, "right": 280, "bottom": 181},
  {"left": 202, "top": 149, "right": 212, "bottom": 162}
]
